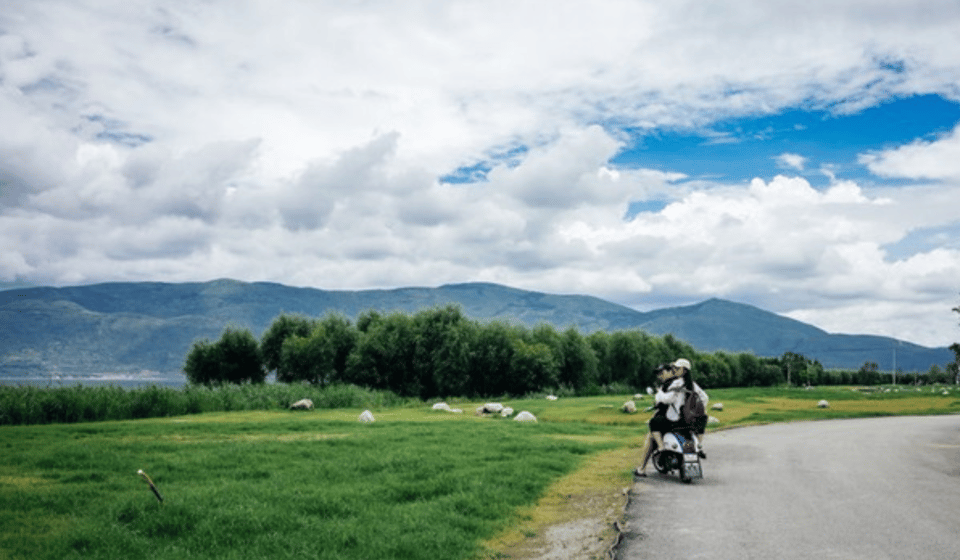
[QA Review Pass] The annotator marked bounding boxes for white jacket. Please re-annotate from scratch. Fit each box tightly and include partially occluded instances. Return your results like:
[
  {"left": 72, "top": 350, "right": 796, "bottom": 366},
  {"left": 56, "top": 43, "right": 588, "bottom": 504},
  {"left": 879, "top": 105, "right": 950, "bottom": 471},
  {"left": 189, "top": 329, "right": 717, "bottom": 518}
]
[{"left": 656, "top": 378, "right": 709, "bottom": 422}]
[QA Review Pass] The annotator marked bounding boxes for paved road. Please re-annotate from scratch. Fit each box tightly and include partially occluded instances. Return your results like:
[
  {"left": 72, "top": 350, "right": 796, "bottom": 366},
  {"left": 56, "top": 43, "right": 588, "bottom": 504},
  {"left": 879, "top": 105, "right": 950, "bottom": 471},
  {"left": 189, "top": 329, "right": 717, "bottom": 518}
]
[{"left": 616, "top": 415, "right": 960, "bottom": 559}]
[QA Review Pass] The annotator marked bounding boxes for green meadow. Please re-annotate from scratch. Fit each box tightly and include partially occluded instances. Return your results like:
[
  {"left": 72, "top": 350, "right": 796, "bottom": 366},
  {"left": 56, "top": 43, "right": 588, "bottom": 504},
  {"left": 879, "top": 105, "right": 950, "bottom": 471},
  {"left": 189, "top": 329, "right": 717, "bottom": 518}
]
[{"left": 2, "top": 385, "right": 959, "bottom": 560}]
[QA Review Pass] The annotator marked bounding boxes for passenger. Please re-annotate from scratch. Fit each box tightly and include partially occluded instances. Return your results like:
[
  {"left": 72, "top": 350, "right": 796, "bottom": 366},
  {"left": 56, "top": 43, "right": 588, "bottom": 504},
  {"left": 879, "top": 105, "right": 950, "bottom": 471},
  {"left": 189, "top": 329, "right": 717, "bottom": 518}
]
[
  {"left": 635, "top": 363, "right": 683, "bottom": 477},
  {"left": 674, "top": 358, "right": 709, "bottom": 458}
]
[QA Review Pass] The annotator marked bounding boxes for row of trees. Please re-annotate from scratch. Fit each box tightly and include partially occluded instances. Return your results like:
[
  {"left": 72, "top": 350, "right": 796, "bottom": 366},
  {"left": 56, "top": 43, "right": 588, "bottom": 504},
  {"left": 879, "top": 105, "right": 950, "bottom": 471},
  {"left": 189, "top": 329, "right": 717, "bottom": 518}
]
[{"left": 184, "top": 305, "right": 956, "bottom": 399}]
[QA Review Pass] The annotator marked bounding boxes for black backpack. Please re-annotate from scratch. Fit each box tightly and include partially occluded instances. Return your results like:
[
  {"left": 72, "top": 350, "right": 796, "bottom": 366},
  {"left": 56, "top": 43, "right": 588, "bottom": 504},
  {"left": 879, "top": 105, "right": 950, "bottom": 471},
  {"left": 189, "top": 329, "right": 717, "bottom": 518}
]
[{"left": 682, "top": 388, "right": 705, "bottom": 425}]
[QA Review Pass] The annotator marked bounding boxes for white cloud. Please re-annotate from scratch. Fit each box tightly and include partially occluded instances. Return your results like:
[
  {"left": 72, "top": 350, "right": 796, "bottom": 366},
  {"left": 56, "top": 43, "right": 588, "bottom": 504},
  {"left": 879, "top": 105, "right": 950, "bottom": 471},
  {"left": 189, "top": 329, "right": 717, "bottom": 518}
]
[
  {"left": 860, "top": 124, "right": 960, "bottom": 179},
  {"left": 775, "top": 153, "right": 807, "bottom": 171},
  {"left": 2, "top": 1, "right": 960, "bottom": 347}
]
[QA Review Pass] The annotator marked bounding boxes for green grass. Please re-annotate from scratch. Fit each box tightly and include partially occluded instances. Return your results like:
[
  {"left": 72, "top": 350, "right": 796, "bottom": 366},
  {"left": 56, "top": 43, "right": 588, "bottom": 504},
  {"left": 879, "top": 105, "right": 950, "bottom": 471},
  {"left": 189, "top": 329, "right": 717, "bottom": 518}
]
[
  {"left": 0, "top": 409, "right": 626, "bottom": 560},
  {"left": 3, "top": 385, "right": 959, "bottom": 560}
]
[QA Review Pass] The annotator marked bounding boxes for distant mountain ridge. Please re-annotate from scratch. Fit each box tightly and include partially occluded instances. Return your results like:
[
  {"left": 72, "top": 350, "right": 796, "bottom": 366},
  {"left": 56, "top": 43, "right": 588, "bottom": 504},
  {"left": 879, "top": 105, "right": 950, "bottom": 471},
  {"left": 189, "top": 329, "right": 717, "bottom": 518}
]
[{"left": 1, "top": 279, "right": 952, "bottom": 379}]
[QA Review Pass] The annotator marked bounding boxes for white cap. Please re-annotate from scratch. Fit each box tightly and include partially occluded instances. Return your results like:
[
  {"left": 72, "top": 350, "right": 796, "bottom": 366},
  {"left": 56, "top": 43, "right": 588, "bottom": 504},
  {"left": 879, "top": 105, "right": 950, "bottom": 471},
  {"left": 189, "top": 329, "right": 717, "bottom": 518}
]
[{"left": 673, "top": 358, "right": 691, "bottom": 370}]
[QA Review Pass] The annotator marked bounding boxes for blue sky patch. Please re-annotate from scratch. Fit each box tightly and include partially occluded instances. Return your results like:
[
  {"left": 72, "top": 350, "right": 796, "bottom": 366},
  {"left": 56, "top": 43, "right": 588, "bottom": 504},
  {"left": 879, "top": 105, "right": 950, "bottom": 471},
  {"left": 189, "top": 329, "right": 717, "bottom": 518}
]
[{"left": 611, "top": 94, "right": 960, "bottom": 187}]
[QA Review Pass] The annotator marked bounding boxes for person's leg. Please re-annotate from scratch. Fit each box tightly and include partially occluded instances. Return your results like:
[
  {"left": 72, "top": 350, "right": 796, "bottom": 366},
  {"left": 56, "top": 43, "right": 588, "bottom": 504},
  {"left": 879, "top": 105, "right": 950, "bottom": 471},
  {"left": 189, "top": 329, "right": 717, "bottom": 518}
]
[
  {"left": 695, "top": 416, "right": 707, "bottom": 458},
  {"left": 652, "top": 430, "right": 665, "bottom": 450},
  {"left": 636, "top": 433, "right": 655, "bottom": 476},
  {"left": 648, "top": 415, "right": 668, "bottom": 451}
]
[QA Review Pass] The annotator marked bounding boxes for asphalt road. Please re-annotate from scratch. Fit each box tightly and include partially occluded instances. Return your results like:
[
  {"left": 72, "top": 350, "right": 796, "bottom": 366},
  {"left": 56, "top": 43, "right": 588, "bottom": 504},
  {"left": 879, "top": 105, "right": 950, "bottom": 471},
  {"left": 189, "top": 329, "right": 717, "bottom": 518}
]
[{"left": 616, "top": 415, "right": 960, "bottom": 559}]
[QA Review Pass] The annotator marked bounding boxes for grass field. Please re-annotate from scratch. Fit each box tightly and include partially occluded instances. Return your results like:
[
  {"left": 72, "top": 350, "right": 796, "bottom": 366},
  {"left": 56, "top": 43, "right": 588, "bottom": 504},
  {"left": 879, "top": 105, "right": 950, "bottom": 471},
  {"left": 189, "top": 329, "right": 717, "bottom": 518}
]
[{"left": 2, "top": 385, "right": 959, "bottom": 560}]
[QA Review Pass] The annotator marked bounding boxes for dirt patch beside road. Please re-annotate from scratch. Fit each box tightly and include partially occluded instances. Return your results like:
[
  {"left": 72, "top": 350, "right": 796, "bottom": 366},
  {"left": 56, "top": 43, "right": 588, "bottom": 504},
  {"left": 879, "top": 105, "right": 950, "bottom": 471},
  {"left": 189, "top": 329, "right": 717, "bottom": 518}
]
[{"left": 481, "top": 446, "right": 641, "bottom": 560}]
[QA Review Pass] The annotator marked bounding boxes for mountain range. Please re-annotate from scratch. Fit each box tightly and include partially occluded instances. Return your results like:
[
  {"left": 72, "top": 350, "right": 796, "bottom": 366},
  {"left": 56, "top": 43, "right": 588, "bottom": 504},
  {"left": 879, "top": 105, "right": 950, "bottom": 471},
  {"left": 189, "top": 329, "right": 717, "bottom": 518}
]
[{"left": 1, "top": 279, "right": 953, "bottom": 382}]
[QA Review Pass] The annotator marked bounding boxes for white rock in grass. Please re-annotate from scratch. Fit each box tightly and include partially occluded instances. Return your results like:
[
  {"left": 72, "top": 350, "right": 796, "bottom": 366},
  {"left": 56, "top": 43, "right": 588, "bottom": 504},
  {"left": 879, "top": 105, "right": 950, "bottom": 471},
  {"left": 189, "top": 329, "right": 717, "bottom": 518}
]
[
  {"left": 546, "top": 395, "right": 558, "bottom": 401},
  {"left": 514, "top": 411, "right": 537, "bottom": 422},
  {"left": 711, "top": 403, "right": 723, "bottom": 411},
  {"left": 483, "top": 402, "right": 504, "bottom": 413},
  {"left": 500, "top": 407, "right": 514, "bottom": 417},
  {"left": 708, "top": 416, "right": 720, "bottom": 424},
  {"left": 432, "top": 402, "right": 452, "bottom": 411},
  {"left": 622, "top": 401, "right": 637, "bottom": 414},
  {"left": 290, "top": 398, "right": 313, "bottom": 410},
  {"left": 817, "top": 400, "right": 830, "bottom": 409},
  {"left": 358, "top": 410, "right": 375, "bottom": 423}
]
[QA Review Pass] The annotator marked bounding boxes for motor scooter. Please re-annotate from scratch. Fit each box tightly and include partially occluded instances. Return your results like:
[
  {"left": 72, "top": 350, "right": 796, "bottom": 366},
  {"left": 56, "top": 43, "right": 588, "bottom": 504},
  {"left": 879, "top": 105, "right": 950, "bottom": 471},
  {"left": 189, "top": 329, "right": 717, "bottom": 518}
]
[{"left": 651, "top": 429, "right": 703, "bottom": 483}]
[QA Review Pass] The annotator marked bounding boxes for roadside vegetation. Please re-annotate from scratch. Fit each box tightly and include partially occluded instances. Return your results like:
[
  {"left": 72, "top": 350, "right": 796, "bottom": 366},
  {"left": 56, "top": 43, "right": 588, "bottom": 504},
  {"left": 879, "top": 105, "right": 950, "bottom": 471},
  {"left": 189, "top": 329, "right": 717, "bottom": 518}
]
[{"left": 2, "top": 386, "right": 959, "bottom": 560}]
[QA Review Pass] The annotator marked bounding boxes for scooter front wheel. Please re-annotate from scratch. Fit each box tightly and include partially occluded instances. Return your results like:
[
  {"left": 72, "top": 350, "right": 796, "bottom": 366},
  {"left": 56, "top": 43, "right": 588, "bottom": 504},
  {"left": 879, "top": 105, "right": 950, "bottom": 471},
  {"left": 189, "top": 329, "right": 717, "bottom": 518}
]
[{"left": 652, "top": 451, "right": 669, "bottom": 474}]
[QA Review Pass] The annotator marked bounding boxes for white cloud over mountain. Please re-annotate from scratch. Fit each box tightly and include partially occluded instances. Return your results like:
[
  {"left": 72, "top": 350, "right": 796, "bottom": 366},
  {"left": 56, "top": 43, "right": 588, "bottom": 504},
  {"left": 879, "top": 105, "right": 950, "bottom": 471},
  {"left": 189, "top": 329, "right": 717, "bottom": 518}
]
[{"left": 2, "top": 0, "right": 960, "bottom": 347}]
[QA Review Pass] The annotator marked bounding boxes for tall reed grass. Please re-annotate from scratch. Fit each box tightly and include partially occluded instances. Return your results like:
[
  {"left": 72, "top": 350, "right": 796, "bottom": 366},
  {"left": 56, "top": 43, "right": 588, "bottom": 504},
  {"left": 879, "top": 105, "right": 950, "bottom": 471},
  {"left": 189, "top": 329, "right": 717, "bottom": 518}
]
[{"left": 0, "top": 383, "right": 410, "bottom": 425}]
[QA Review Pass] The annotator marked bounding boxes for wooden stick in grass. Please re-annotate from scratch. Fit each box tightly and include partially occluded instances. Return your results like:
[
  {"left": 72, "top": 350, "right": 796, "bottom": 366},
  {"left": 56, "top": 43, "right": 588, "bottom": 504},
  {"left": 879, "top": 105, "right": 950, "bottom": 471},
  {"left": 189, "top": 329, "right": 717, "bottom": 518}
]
[{"left": 137, "top": 469, "right": 164, "bottom": 503}]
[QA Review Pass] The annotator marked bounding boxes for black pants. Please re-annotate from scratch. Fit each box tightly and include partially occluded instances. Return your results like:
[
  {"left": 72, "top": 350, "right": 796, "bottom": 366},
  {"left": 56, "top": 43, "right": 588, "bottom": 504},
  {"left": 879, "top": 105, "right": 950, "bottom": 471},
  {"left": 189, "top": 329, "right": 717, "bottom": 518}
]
[
  {"left": 650, "top": 415, "right": 706, "bottom": 437},
  {"left": 649, "top": 414, "right": 683, "bottom": 435}
]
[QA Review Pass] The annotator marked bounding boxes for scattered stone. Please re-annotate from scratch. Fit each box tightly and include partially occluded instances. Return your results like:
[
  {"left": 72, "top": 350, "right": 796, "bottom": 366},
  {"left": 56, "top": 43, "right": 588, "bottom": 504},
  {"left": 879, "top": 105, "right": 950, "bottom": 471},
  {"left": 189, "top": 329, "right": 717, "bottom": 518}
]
[
  {"left": 358, "top": 410, "right": 375, "bottom": 423},
  {"left": 711, "top": 403, "right": 723, "bottom": 411},
  {"left": 290, "top": 398, "right": 314, "bottom": 410},
  {"left": 633, "top": 393, "right": 643, "bottom": 400},
  {"left": 483, "top": 402, "right": 504, "bottom": 413},
  {"left": 621, "top": 401, "right": 637, "bottom": 414},
  {"left": 432, "top": 402, "right": 452, "bottom": 412},
  {"left": 708, "top": 416, "right": 720, "bottom": 424},
  {"left": 817, "top": 400, "right": 830, "bottom": 409},
  {"left": 500, "top": 407, "right": 514, "bottom": 417},
  {"left": 546, "top": 395, "right": 558, "bottom": 401},
  {"left": 514, "top": 411, "right": 537, "bottom": 422}
]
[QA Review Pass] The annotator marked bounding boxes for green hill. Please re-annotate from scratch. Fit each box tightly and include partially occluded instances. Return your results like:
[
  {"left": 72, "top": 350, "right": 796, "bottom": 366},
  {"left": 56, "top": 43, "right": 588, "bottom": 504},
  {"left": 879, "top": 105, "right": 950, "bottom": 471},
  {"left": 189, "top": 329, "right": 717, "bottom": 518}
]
[{"left": 1, "top": 279, "right": 952, "bottom": 381}]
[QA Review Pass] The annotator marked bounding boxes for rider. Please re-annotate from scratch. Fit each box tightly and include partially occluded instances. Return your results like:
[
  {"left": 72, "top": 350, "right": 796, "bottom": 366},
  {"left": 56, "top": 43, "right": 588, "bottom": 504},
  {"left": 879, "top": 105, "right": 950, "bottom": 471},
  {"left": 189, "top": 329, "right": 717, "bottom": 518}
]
[
  {"left": 674, "top": 358, "right": 709, "bottom": 458},
  {"left": 635, "top": 363, "right": 682, "bottom": 477}
]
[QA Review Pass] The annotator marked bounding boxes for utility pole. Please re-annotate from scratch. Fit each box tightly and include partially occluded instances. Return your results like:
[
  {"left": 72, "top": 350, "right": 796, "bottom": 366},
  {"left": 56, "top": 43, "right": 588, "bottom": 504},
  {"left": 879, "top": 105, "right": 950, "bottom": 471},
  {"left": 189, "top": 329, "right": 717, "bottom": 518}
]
[{"left": 892, "top": 343, "right": 897, "bottom": 385}]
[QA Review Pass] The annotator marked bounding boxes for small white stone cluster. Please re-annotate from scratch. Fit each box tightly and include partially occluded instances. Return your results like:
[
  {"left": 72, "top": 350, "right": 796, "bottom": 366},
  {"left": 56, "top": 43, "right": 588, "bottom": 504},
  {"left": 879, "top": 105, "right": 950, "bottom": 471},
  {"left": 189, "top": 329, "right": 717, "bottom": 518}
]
[
  {"left": 468, "top": 402, "right": 536, "bottom": 422},
  {"left": 431, "top": 402, "right": 464, "bottom": 414},
  {"left": 289, "top": 398, "right": 313, "bottom": 410}
]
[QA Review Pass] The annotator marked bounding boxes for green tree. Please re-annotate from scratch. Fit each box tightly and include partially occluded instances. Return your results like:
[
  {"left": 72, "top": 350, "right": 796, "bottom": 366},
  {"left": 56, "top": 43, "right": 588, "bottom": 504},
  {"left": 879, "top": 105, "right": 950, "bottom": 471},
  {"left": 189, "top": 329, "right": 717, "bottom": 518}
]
[
  {"left": 857, "top": 361, "right": 880, "bottom": 385},
  {"left": 218, "top": 328, "right": 266, "bottom": 384},
  {"left": 356, "top": 309, "right": 383, "bottom": 333},
  {"left": 317, "top": 314, "right": 359, "bottom": 383},
  {"left": 278, "top": 329, "right": 334, "bottom": 385},
  {"left": 587, "top": 331, "right": 612, "bottom": 386},
  {"left": 345, "top": 312, "right": 417, "bottom": 396},
  {"left": 780, "top": 352, "right": 809, "bottom": 386},
  {"left": 738, "top": 353, "right": 763, "bottom": 386},
  {"left": 411, "top": 305, "right": 474, "bottom": 399},
  {"left": 558, "top": 327, "right": 598, "bottom": 392},
  {"left": 260, "top": 314, "right": 316, "bottom": 375},
  {"left": 510, "top": 339, "right": 559, "bottom": 395},
  {"left": 185, "top": 327, "right": 265, "bottom": 385},
  {"left": 467, "top": 321, "right": 521, "bottom": 397},
  {"left": 608, "top": 331, "right": 641, "bottom": 386},
  {"left": 183, "top": 339, "right": 219, "bottom": 385}
]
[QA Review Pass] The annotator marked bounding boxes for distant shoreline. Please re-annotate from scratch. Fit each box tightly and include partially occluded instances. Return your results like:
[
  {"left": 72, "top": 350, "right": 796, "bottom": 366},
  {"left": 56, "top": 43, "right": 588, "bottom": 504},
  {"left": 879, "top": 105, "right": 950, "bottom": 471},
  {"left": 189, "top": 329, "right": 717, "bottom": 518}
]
[{"left": 0, "top": 374, "right": 187, "bottom": 389}]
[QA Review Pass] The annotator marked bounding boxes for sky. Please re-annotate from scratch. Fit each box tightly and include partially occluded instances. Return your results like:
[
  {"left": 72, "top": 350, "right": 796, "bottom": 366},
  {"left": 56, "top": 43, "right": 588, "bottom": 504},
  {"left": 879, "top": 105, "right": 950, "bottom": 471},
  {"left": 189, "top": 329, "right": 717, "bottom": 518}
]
[{"left": 2, "top": 0, "right": 960, "bottom": 348}]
